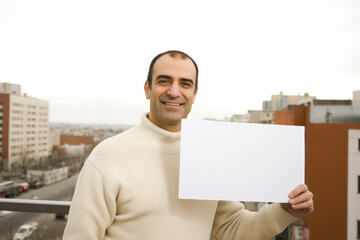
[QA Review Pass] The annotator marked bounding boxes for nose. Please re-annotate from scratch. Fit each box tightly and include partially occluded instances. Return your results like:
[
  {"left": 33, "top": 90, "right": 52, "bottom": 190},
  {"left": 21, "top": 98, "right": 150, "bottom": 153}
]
[{"left": 167, "top": 82, "right": 181, "bottom": 98}]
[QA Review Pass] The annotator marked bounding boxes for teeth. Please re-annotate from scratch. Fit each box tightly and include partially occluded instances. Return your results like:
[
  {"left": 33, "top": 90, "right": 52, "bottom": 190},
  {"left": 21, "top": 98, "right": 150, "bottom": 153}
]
[{"left": 165, "top": 102, "right": 180, "bottom": 106}]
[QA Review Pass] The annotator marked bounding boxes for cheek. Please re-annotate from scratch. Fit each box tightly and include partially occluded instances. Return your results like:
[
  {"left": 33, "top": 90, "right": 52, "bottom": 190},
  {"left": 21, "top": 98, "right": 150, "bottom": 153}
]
[
  {"left": 153, "top": 88, "right": 167, "bottom": 98},
  {"left": 185, "top": 92, "right": 197, "bottom": 104}
]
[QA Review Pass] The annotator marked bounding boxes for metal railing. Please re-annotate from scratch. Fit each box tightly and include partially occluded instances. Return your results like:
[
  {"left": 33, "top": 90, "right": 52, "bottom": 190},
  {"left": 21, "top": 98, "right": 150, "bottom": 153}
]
[{"left": 0, "top": 198, "right": 70, "bottom": 214}]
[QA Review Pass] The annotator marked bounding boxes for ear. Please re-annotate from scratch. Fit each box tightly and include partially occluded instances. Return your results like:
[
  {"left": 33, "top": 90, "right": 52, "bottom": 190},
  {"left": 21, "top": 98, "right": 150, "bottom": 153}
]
[
  {"left": 144, "top": 80, "right": 150, "bottom": 99},
  {"left": 192, "top": 87, "right": 199, "bottom": 104}
]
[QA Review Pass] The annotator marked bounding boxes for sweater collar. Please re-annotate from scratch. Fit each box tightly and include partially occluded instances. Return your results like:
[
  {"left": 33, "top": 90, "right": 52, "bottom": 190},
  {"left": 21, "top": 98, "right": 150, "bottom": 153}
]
[{"left": 138, "top": 113, "right": 181, "bottom": 154}]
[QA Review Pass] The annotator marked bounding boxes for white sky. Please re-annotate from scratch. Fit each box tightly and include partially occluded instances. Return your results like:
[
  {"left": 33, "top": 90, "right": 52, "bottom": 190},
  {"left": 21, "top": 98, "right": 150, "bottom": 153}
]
[{"left": 0, "top": 0, "right": 359, "bottom": 125}]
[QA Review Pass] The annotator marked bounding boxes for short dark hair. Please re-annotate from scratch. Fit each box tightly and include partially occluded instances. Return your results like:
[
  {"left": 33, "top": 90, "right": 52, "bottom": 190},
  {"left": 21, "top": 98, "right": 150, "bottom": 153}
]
[{"left": 146, "top": 50, "right": 199, "bottom": 92}]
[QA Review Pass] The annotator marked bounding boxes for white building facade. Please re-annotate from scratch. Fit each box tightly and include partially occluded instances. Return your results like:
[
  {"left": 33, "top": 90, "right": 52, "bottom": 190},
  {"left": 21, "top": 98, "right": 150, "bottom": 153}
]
[
  {"left": 27, "top": 166, "right": 68, "bottom": 185},
  {"left": 0, "top": 83, "right": 49, "bottom": 171},
  {"left": 348, "top": 129, "right": 360, "bottom": 240}
]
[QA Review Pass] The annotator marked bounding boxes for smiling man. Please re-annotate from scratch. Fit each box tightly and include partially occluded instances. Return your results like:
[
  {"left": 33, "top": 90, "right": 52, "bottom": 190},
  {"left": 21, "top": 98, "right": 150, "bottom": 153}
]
[
  {"left": 144, "top": 52, "right": 198, "bottom": 132},
  {"left": 63, "top": 50, "right": 313, "bottom": 240}
]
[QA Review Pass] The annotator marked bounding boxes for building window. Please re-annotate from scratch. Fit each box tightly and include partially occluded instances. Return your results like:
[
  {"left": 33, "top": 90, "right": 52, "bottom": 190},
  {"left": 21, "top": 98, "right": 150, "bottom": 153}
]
[
  {"left": 358, "top": 139, "right": 360, "bottom": 151},
  {"left": 358, "top": 220, "right": 360, "bottom": 239},
  {"left": 358, "top": 176, "right": 360, "bottom": 194}
]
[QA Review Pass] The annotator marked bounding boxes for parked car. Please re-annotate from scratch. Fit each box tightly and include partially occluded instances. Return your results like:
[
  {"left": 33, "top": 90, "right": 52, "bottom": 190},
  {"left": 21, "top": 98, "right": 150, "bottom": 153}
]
[
  {"left": 29, "top": 180, "right": 43, "bottom": 189},
  {"left": 17, "top": 182, "right": 30, "bottom": 192},
  {"left": 5, "top": 186, "right": 22, "bottom": 198},
  {"left": 13, "top": 222, "right": 38, "bottom": 240}
]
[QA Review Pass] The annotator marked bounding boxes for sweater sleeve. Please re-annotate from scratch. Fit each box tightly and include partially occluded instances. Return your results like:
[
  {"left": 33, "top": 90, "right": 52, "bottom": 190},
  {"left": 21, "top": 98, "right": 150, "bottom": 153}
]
[
  {"left": 63, "top": 160, "right": 117, "bottom": 240},
  {"left": 211, "top": 201, "right": 297, "bottom": 240}
]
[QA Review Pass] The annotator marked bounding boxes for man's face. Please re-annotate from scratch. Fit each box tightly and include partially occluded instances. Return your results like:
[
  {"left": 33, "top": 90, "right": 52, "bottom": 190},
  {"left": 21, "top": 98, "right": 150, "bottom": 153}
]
[{"left": 144, "top": 54, "right": 198, "bottom": 132}]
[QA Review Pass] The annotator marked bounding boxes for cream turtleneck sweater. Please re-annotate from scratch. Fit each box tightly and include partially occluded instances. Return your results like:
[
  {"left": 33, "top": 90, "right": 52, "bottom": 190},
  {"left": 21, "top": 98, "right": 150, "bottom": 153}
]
[{"left": 63, "top": 114, "right": 296, "bottom": 240}]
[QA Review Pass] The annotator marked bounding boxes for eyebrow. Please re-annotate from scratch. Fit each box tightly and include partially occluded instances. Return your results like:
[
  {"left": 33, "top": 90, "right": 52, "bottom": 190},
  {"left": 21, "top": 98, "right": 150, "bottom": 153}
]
[
  {"left": 156, "top": 75, "right": 194, "bottom": 85},
  {"left": 156, "top": 75, "right": 172, "bottom": 80}
]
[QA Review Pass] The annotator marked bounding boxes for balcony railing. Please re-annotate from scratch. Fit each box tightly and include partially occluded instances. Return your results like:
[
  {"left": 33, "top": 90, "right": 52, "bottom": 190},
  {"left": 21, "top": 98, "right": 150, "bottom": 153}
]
[{"left": 0, "top": 198, "right": 70, "bottom": 214}]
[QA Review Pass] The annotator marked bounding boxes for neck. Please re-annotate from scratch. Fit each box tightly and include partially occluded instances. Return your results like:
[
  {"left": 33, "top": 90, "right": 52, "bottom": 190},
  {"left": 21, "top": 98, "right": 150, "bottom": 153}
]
[
  {"left": 147, "top": 115, "right": 181, "bottom": 132},
  {"left": 139, "top": 113, "right": 181, "bottom": 154}
]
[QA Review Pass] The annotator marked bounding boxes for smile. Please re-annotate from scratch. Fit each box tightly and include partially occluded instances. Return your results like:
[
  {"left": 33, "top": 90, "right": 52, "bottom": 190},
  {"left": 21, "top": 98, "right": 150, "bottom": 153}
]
[{"left": 162, "top": 102, "right": 183, "bottom": 106}]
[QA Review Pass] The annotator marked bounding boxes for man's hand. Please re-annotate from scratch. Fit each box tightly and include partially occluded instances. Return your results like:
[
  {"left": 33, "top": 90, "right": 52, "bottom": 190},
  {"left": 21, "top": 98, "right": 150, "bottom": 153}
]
[{"left": 280, "top": 184, "right": 314, "bottom": 218}]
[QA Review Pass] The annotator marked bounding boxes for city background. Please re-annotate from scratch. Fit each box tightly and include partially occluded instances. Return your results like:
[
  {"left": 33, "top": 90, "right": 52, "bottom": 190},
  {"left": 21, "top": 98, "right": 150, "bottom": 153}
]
[
  {"left": 0, "top": 82, "right": 359, "bottom": 239},
  {"left": 1, "top": 0, "right": 360, "bottom": 240}
]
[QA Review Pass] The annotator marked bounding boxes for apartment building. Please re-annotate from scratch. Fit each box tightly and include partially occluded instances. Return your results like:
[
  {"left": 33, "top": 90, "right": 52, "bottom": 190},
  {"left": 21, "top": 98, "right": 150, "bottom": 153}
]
[
  {"left": 247, "top": 110, "right": 274, "bottom": 124},
  {"left": 274, "top": 90, "right": 360, "bottom": 239},
  {"left": 245, "top": 92, "right": 316, "bottom": 124},
  {"left": 0, "top": 83, "right": 49, "bottom": 171},
  {"left": 263, "top": 92, "right": 316, "bottom": 112}
]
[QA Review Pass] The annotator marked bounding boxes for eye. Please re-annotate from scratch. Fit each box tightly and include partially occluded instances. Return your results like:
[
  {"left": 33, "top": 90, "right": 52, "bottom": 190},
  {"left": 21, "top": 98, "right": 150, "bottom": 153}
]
[
  {"left": 157, "top": 79, "right": 169, "bottom": 85},
  {"left": 181, "top": 81, "right": 193, "bottom": 88}
]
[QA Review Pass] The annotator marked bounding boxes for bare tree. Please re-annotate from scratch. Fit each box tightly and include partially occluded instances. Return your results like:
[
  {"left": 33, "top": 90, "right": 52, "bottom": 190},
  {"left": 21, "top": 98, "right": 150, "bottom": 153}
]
[{"left": 18, "top": 147, "right": 31, "bottom": 176}]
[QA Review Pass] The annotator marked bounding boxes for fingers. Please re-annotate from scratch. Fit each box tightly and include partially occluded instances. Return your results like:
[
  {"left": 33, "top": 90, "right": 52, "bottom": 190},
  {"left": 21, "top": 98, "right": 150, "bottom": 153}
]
[
  {"left": 288, "top": 184, "right": 314, "bottom": 211},
  {"left": 289, "top": 189, "right": 313, "bottom": 204},
  {"left": 281, "top": 184, "right": 315, "bottom": 218},
  {"left": 290, "top": 198, "right": 314, "bottom": 210},
  {"left": 289, "top": 184, "right": 308, "bottom": 199}
]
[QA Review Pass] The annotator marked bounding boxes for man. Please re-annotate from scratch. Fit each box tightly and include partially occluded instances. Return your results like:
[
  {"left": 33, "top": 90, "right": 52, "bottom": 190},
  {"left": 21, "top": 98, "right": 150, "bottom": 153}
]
[{"left": 63, "top": 50, "right": 314, "bottom": 240}]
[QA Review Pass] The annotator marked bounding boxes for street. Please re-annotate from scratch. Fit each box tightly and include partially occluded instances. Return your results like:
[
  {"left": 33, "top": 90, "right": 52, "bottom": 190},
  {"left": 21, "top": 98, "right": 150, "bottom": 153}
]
[{"left": 0, "top": 174, "right": 77, "bottom": 240}]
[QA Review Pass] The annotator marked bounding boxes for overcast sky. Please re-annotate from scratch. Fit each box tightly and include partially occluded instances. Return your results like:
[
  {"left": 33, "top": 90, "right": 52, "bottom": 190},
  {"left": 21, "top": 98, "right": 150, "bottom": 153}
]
[{"left": 1, "top": 0, "right": 359, "bottom": 125}]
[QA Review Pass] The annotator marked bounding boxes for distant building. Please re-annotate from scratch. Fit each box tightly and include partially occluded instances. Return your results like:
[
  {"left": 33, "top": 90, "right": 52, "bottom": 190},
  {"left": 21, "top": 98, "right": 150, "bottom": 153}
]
[
  {"left": 248, "top": 92, "right": 316, "bottom": 124},
  {"left": 0, "top": 83, "right": 21, "bottom": 95},
  {"left": 230, "top": 113, "right": 250, "bottom": 123},
  {"left": 60, "top": 135, "right": 94, "bottom": 146},
  {"left": 275, "top": 90, "right": 360, "bottom": 124},
  {"left": 60, "top": 144, "right": 85, "bottom": 157},
  {"left": 274, "top": 90, "right": 360, "bottom": 240},
  {"left": 263, "top": 92, "right": 316, "bottom": 112},
  {"left": 27, "top": 166, "right": 68, "bottom": 185},
  {"left": 309, "top": 99, "right": 360, "bottom": 123},
  {"left": 45, "top": 134, "right": 96, "bottom": 164},
  {"left": 247, "top": 110, "right": 274, "bottom": 124},
  {"left": 0, "top": 83, "right": 49, "bottom": 171},
  {"left": 59, "top": 135, "right": 95, "bottom": 156}
]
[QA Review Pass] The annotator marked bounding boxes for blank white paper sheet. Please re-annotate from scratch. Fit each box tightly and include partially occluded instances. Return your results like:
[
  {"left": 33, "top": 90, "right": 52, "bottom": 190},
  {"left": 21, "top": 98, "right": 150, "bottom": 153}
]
[{"left": 179, "top": 119, "right": 305, "bottom": 203}]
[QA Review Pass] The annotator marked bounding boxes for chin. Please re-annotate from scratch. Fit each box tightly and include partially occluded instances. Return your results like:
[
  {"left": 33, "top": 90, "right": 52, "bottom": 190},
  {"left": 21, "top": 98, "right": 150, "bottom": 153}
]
[
  {"left": 165, "top": 117, "right": 182, "bottom": 124},
  {"left": 163, "top": 114, "right": 183, "bottom": 123}
]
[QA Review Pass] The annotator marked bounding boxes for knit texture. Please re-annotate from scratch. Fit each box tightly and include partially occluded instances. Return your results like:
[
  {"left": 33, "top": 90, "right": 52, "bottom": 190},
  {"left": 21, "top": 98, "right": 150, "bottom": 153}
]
[{"left": 63, "top": 114, "right": 296, "bottom": 240}]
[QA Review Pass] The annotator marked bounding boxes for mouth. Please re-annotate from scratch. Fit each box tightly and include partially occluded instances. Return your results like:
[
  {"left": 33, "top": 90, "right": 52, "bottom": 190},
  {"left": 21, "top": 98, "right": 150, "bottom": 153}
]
[{"left": 162, "top": 101, "right": 183, "bottom": 106}]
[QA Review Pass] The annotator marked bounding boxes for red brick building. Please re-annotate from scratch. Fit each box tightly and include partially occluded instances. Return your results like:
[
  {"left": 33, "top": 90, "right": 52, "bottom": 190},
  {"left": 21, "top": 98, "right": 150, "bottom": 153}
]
[
  {"left": 60, "top": 135, "right": 94, "bottom": 146},
  {"left": 274, "top": 103, "right": 360, "bottom": 239}
]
